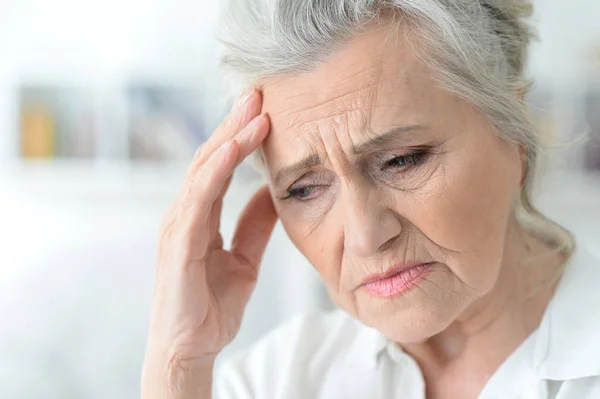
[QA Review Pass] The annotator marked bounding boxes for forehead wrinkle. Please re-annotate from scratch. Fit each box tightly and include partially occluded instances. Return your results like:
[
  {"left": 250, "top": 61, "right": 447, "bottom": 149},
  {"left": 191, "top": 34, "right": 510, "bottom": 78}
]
[
  {"left": 281, "top": 91, "right": 394, "bottom": 179},
  {"left": 319, "top": 109, "right": 370, "bottom": 177},
  {"left": 279, "top": 80, "right": 391, "bottom": 130},
  {"left": 263, "top": 26, "right": 424, "bottom": 183},
  {"left": 279, "top": 101, "right": 375, "bottom": 172},
  {"left": 285, "top": 104, "right": 373, "bottom": 131},
  {"left": 281, "top": 77, "right": 384, "bottom": 151}
]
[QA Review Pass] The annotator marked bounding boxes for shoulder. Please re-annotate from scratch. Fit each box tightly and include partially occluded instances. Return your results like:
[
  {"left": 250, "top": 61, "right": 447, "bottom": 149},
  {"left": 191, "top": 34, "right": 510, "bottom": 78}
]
[
  {"left": 214, "top": 310, "right": 381, "bottom": 398},
  {"left": 536, "top": 245, "right": 600, "bottom": 383}
]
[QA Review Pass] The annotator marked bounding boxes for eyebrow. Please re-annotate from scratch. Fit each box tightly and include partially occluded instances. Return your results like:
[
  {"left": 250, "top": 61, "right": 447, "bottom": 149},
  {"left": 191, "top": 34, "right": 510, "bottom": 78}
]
[{"left": 274, "top": 124, "right": 426, "bottom": 186}]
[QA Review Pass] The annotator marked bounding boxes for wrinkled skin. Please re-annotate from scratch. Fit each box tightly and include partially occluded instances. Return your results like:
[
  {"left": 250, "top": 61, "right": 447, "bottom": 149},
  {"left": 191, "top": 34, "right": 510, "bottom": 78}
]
[
  {"left": 260, "top": 25, "right": 524, "bottom": 343},
  {"left": 143, "top": 22, "right": 562, "bottom": 399},
  {"left": 259, "top": 25, "right": 560, "bottom": 398}
]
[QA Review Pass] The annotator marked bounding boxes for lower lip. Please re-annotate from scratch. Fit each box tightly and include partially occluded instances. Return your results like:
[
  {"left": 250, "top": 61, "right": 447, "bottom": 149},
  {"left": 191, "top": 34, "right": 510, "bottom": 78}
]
[{"left": 362, "top": 264, "right": 432, "bottom": 298}]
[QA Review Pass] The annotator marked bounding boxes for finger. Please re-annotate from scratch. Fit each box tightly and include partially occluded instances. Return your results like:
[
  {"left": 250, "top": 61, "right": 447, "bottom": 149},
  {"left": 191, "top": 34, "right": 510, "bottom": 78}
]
[
  {"left": 231, "top": 113, "right": 271, "bottom": 167},
  {"left": 177, "top": 140, "right": 240, "bottom": 259},
  {"left": 174, "top": 89, "right": 261, "bottom": 207},
  {"left": 213, "top": 89, "right": 262, "bottom": 149},
  {"left": 186, "top": 89, "right": 262, "bottom": 180},
  {"left": 191, "top": 111, "right": 269, "bottom": 233},
  {"left": 207, "top": 113, "right": 270, "bottom": 245},
  {"left": 231, "top": 185, "right": 278, "bottom": 270},
  {"left": 177, "top": 112, "right": 270, "bottom": 257},
  {"left": 201, "top": 112, "right": 270, "bottom": 236}
]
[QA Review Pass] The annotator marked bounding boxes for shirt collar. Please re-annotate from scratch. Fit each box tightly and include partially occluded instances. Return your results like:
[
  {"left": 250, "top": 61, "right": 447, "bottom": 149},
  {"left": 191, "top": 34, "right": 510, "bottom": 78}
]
[
  {"left": 346, "top": 320, "right": 388, "bottom": 370},
  {"left": 534, "top": 244, "right": 600, "bottom": 380}
]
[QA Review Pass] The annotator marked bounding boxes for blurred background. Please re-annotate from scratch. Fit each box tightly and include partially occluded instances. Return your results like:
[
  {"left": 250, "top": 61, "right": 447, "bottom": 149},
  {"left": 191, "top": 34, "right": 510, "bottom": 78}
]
[{"left": 0, "top": 0, "right": 598, "bottom": 398}]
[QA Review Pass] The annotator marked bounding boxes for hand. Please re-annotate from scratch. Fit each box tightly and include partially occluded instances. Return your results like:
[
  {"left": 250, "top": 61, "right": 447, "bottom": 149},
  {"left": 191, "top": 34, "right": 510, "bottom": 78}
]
[{"left": 142, "top": 89, "right": 277, "bottom": 398}]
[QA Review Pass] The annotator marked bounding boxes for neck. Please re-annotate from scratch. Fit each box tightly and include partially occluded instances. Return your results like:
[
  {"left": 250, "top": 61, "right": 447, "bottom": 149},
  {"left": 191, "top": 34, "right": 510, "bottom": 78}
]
[{"left": 402, "top": 220, "right": 564, "bottom": 389}]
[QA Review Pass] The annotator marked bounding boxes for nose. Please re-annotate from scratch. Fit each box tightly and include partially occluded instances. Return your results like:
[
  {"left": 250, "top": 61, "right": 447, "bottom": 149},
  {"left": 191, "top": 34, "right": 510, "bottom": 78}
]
[{"left": 342, "top": 186, "right": 402, "bottom": 258}]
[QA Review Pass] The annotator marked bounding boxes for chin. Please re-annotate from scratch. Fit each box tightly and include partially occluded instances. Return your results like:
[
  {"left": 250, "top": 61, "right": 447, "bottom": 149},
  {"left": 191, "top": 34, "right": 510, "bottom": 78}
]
[
  {"left": 373, "top": 303, "right": 462, "bottom": 343},
  {"left": 350, "top": 281, "right": 470, "bottom": 343}
]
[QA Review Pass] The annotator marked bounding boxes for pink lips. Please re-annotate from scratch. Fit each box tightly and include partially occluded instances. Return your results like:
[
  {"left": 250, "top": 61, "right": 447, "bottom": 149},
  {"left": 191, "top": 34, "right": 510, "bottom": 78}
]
[{"left": 360, "top": 263, "right": 433, "bottom": 298}]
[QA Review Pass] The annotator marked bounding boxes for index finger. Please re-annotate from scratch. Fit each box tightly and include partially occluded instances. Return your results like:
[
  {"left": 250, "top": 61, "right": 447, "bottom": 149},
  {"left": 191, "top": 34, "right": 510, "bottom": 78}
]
[
  {"left": 188, "top": 89, "right": 262, "bottom": 176},
  {"left": 170, "top": 89, "right": 263, "bottom": 216}
]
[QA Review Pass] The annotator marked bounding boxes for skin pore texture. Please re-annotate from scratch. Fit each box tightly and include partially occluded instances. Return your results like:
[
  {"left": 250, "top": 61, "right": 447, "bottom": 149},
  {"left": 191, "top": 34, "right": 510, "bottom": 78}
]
[{"left": 258, "top": 24, "right": 564, "bottom": 398}]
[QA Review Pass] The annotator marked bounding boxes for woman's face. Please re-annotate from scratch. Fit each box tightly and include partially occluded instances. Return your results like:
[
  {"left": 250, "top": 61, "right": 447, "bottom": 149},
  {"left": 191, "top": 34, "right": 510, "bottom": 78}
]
[{"left": 260, "top": 26, "right": 524, "bottom": 342}]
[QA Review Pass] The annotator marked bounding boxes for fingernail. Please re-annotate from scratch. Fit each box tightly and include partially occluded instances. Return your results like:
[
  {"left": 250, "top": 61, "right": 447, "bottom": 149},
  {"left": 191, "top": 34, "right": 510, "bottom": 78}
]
[{"left": 237, "top": 88, "right": 256, "bottom": 107}]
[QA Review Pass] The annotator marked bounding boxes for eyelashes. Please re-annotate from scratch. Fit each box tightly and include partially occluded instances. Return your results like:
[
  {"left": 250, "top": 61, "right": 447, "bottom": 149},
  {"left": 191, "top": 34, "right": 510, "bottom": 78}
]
[
  {"left": 382, "top": 149, "right": 430, "bottom": 171},
  {"left": 279, "top": 147, "right": 433, "bottom": 202},
  {"left": 278, "top": 172, "right": 329, "bottom": 201},
  {"left": 282, "top": 185, "right": 318, "bottom": 200}
]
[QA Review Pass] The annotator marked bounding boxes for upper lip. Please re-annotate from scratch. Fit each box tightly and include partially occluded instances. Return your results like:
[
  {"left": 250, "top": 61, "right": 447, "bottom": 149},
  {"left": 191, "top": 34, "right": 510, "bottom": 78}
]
[{"left": 358, "top": 261, "right": 432, "bottom": 287}]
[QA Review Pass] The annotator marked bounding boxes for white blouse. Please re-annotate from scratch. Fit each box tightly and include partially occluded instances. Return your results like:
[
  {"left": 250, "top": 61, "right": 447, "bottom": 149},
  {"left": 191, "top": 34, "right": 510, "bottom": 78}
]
[{"left": 215, "top": 247, "right": 600, "bottom": 399}]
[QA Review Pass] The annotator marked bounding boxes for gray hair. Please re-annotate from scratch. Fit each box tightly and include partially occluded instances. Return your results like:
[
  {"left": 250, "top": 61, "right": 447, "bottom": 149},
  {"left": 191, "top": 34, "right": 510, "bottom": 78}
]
[{"left": 218, "top": 0, "right": 574, "bottom": 258}]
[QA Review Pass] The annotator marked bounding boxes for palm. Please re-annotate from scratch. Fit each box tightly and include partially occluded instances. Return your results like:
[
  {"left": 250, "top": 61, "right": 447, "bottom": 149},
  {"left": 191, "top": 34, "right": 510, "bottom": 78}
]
[
  {"left": 168, "top": 186, "right": 275, "bottom": 360},
  {"left": 203, "top": 249, "right": 257, "bottom": 351}
]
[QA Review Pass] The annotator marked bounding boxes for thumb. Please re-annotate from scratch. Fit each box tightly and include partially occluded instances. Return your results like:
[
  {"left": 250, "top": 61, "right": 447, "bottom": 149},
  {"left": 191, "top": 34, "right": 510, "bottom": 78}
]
[{"left": 231, "top": 185, "right": 278, "bottom": 271}]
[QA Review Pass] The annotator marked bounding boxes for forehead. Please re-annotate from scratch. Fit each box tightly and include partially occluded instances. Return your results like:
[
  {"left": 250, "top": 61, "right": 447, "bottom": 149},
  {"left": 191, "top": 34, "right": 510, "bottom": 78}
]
[{"left": 259, "top": 25, "right": 439, "bottom": 167}]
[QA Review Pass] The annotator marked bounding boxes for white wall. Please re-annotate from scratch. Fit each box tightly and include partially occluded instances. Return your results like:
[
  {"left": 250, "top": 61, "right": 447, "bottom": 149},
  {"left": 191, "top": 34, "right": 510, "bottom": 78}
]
[
  {"left": 530, "top": 0, "right": 600, "bottom": 81},
  {"left": 0, "top": 165, "right": 325, "bottom": 398}
]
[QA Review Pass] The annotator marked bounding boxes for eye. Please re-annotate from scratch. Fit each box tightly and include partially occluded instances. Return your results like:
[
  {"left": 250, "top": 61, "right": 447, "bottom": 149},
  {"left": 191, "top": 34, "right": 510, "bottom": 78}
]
[
  {"left": 279, "top": 171, "right": 332, "bottom": 202},
  {"left": 284, "top": 185, "right": 318, "bottom": 200},
  {"left": 383, "top": 150, "right": 429, "bottom": 170}
]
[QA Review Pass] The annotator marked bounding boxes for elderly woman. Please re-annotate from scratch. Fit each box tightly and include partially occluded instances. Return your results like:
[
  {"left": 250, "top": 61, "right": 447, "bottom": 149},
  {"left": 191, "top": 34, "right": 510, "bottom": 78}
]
[{"left": 141, "top": 1, "right": 600, "bottom": 398}]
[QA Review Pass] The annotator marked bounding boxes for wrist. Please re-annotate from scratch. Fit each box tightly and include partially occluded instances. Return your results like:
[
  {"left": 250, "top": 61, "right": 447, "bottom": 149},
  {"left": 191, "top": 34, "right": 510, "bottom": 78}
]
[{"left": 142, "top": 353, "right": 216, "bottom": 399}]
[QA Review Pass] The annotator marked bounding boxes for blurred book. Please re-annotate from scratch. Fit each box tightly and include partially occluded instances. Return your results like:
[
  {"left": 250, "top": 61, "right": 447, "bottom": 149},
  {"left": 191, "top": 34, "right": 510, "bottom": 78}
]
[
  {"left": 19, "top": 85, "right": 97, "bottom": 160},
  {"left": 21, "top": 105, "right": 55, "bottom": 158},
  {"left": 16, "top": 82, "right": 221, "bottom": 164},
  {"left": 128, "top": 84, "right": 207, "bottom": 162}
]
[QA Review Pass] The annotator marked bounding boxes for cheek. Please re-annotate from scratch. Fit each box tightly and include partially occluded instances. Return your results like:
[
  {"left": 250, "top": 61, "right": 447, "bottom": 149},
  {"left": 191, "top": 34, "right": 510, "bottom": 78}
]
[
  {"left": 407, "top": 144, "right": 520, "bottom": 287},
  {"left": 278, "top": 208, "right": 344, "bottom": 290}
]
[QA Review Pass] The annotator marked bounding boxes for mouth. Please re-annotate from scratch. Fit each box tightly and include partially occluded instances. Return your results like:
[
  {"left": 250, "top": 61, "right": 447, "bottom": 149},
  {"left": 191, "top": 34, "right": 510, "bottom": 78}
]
[{"left": 358, "top": 262, "right": 434, "bottom": 298}]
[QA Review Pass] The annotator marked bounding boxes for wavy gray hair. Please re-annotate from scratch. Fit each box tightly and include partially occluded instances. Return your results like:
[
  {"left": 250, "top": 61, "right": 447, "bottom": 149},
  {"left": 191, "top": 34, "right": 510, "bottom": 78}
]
[{"left": 218, "top": 0, "right": 574, "bottom": 258}]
